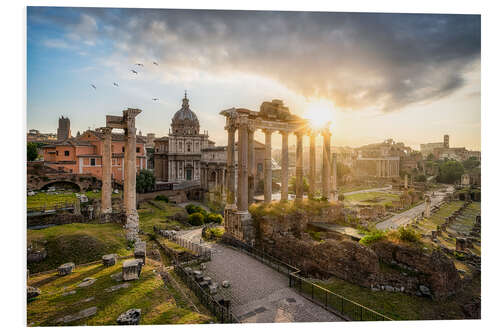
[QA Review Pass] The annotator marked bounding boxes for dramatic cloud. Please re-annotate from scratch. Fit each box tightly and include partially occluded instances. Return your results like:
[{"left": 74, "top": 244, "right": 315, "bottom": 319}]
[{"left": 28, "top": 7, "right": 481, "bottom": 112}]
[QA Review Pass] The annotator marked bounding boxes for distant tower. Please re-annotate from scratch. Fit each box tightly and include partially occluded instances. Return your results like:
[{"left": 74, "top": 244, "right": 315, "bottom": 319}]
[
  {"left": 57, "top": 116, "right": 71, "bottom": 141},
  {"left": 444, "top": 134, "right": 449, "bottom": 148}
]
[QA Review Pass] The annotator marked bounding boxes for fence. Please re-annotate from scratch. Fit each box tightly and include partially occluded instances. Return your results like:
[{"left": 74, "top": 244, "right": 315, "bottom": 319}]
[
  {"left": 221, "top": 236, "right": 392, "bottom": 322},
  {"left": 174, "top": 264, "right": 240, "bottom": 323}
]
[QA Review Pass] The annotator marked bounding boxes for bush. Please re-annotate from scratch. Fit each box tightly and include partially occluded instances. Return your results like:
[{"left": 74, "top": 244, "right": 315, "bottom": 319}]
[
  {"left": 360, "top": 230, "right": 386, "bottom": 246},
  {"left": 136, "top": 169, "right": 155, "bottom": 193},
  {"left": 155, "top": 194, "right": 169, "bottom": 203},
  {"left": 185, "top": 204, "right": 207, "bottom": 216},
  {"left": 206, "top": 213, "right": 223, "bottom": 224},
  {"left": 397, "top": 226, "right": 420, "bottom": 243},
  {"left": 188, "top": 212, "right": 205, "bottom": 226}
]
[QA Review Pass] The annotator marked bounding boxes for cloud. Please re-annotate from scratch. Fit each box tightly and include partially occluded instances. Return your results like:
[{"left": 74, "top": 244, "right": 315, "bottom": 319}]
[
  {"left": 28, "top": 8, "right": 481, "bottom": 113},
  {"left": 42, "top": 38, "right": 71, "bottom": 49}
]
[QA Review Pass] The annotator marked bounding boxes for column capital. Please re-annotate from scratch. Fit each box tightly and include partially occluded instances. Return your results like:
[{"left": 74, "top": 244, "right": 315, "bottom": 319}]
[
  {"left": 123, "top": 108, "right": 142, "bottom": 120},
  {"left": 279, "top": 130, "right": 290, "bottom": 136},
  {"left": 321, "top": 128, "right": 332, "bottom": 138},
  {"left": 248, "top": 123, "right": 256, "bottom": 133},
  {"left": 295, "top": 130, "right": 305, "bottom": 138},
  {"left": 262, "top": 128, "right": 275, "bottom": 135}
]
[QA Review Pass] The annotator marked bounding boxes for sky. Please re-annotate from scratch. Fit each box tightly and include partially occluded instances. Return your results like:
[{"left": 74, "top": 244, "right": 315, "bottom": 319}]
[{"left": 27, "top": 7, "right": 481, "bottom": 151}]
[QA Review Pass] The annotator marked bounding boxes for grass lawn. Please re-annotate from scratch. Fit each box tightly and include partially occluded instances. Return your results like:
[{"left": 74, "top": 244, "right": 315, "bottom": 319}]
[
  {"left": 27, "top": 223, "right": 131, "bottom": 273},
  {"left": 27, "top": 259, "right": 212, "bottom": 326},
  {"left": 138, "top": 200, "right": 186, "bottom": 234},
  {"left": 339, "top": 183, "right": 389, "bottom": 194},
  {"left": 314, "top": 274, "right": 477, "bottom": 320},
  {"left": 27, "top": 191, "right": 120, "bottom": 210},
  {"left": 344, "top": 191, "right": 399, "bottom": 206}
]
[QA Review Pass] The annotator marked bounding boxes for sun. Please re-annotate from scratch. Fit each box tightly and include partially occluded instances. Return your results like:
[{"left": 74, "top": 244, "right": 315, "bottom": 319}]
[{"left": 303, "top": 99, "right": 335, "bottom": 131}]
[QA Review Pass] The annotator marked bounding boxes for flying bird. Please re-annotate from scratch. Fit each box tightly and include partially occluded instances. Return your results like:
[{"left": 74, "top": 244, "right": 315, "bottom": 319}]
[
  {"left": 153, "top": 61, "right": 159, "bottom": 66},
  {"left": 152, "top": 98, "right": 159, "bottom": 101},
  {"left": 113, "top": 82, "right": 119, "bottom": 87},
  {"left": 135, "top": 63, "right": 144, "bottom": 67},
  {"left": 90, "top": 84, "right": 96, "bottom": 90},
  {"left": 130, "top": 69, "right": 138, "bottom": 74}
]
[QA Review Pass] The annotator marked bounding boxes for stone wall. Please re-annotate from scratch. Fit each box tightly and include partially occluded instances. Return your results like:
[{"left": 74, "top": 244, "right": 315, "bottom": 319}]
[{"left": 136, "top": 189, "right": 188, "bottom": 204}]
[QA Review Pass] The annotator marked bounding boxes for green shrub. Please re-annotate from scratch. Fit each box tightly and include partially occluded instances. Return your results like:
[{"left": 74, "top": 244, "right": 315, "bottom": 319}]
[
  {"left": 360, "top": 230, "right": 386, "bottom": 246},
  {"left": 206, "top": 213, "right": 223, "bottom": 224},
  {"left": 397, "top": 226, "right": 420, "bottom": 243},
  {"left": 188, "top": 212, "right": 205, "bottom": 226},
  {"left": 185, "top": 204, "right": 207, "bottom": 216},
  {"left": 155, "top": 194, "right": 169, "bottom": 203}
]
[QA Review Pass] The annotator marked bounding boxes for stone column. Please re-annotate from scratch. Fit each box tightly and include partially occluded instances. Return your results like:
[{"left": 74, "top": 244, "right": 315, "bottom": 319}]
[
  {"left": 309, "top": 133, "right": 316, "bottom": 199},
  {"left": 237, "top": 116, "right": 249, "bottom": 212},
  {"left": 295, "top": 132, "right": 304, "bottom": 202},
  {"left": 225, "top": 124, "right": 236, "bottom": 209},
  {"left": 425, "top": 196, "right": 431, "bottom": 218},
  {"left": 322, "top": 130, "right": 331, "bottom": 199},
  {"left": 332, "top": 153, "right": 338, "bottom": 201},
  {"left": 280, "top": 130, "right": 289, "bottom": 202},
  {"left": 248, "top": 126, "right": 255, "bottom": 205},
  {"left": 404, "top": 173, "right": 408, "bottom": 189},
  {"left": 264, "top": 129, "right": 273, "bottom": 204},
  {"left": 101, "top": 127, "right": 113, "bottom": 215},
  {"left": 123, "top": 108, "right": 141, "bottom": 242}
]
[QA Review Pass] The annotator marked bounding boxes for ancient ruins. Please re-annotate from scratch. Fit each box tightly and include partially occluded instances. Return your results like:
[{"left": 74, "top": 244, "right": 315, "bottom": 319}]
[{"left": 220, "top": 100, "right": 337, "bottom": 244}]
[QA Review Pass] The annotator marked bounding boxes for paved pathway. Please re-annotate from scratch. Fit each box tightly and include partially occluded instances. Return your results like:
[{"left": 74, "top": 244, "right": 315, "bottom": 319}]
[
  {"left": 177, "top": 228, "right": 342, "bottom": 323},
  {"left": 342, "top": 186, "right": 392, "bottom": 196},
  {"left": 376, "top": 185, "right": 454, "bottom": 230}
]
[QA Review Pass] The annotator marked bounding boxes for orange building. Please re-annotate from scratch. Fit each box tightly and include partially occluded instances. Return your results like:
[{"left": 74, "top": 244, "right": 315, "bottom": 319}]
[{"left": 42, "top": 130, "right": 146, "bottom": 183}]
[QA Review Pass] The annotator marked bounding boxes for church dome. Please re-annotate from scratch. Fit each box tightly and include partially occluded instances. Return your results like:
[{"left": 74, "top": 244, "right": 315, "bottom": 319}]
[{"left": 171, "top": 92, "right": 200, "bottom": 135}]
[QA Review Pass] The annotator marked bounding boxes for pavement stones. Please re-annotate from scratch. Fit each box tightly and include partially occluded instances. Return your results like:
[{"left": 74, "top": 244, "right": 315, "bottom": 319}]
[
  {"left": 105, "top": 282, "right": 130, "bottom": 293},
  {"left": 27, "top": 286, "right": 41, "bottom": 300},
  {"left": 77, "top": 277, "right": 97, "bottom": 288},
  {"left": 54, "top": 306, "right": 97, "bottom": 324}
]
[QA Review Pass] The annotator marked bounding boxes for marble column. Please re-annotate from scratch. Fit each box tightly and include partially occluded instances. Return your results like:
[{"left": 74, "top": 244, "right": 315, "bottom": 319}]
[
  {"left": 225, "top": 125, "right": 236, "bottom": 208},
  {"left": 309, "top": 133, "right": 316, "bottom": 199},
  {"left": 264, "top": 129, "right": 273, "bottom": 204},
  {"left": 101, "top": 127, "right": 112, "bottom": 214},
  {"left": 322, "top": 130, "right": 331, "bottom": 199},
  {"left": 332, "top": 153, "right": 338, "bottom": 201},
  {"left": 237, "top": 117, "right": 249, "bottom": 212},
  {"left": 248, "top": 127, "right": 255, "bottom": 205},
  {"left": 295, "top": 132, "right": 304, "bottom": 202},
  {"left": 123, "top": 108, "right": 141, "bottom": 242},
  {"left": 280, "top": 131, "right": 289, "bottom": 202}
]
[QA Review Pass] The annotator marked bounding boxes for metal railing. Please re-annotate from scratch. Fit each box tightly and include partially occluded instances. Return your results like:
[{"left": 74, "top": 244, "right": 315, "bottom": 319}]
[
  {"left": 221, "top": 236, "right": 392, "bottom": 322},
  {"left": 174, "top": 264, "right": 240, "bottom": 323}
]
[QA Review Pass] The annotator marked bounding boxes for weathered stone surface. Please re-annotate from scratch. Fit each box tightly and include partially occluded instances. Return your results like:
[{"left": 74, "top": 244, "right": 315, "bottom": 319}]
[
  {"left": 105, "top": 282, "right": 130, "bottom": 293},
  {"left": 209, "top": 285, "right": 218, "bottom": 295},
  {"left": 134, "top": 241, "right": 146, "bottom": 264},
  {"left": 27, "top": 247, "right": 47, "bottom": 263},
  {"left": 116, "top": 308, "right": 141, "bottom": 325},
  {"left": 58, "top": 262, "right": 75, "bottom": 276},
  {"left": 62, "top": 290, "right": 76, "bottom": 296},
  {"left": 122, "top": 259, "right": 142, "bottom": 281},
  {"left": 55, "top": 306, "right": 97, "bottom": 324},
  {"left": 222, "top": 280, "right": 230, "bottom": 288},
  {"left": 77, "top": 277, "right": 96, "bottom": 288},
  {"left": 110, "top": 272, "right": 123, "bottom": 282},
  {"left": 102, "top": 254, "right": 117, "bottom": 266},
  {"left": 27, "top": 286, "right": 41, "bottom": 300}
]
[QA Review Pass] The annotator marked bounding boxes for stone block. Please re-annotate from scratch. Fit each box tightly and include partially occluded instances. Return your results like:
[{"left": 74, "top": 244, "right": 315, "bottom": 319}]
[
  {"left": 203, "top": 276, "right": 212, "bottom": 284},
  {"left": 27, "top": 286, "right": 41, "bottom": 300},
  {"left": 209, "top": 285, "right": 218, "bottom": 295},
  {"left": 116, "top": 309, "right": 141, "bottom": 325},
  {"left": 122, "top": 259, "right": 142, "bottom": 281},
  {"left": 78, "top": 277, "right": 97, "bottom": 288},
  {"left": 58, "top": 262, "right": 75, "bottom": 276},
  {"left": 222, "top": 280, "right": 230, "bottom": 288},
  {"left": 199, "top": 281, "right": 209, "bottom": 288},
  {"left": 456, "top": 238, "right": 466, "bottom": 252},
  {"left": 134, "top": 241, "right": 146, "bottom": 264},
  {"left": 102, "top": 254, "right": 117, "bottom": 267}
]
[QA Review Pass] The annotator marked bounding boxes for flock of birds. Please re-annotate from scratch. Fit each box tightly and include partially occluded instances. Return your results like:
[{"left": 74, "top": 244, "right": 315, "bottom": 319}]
[{"left": 90, "top": 61, "right": 161, "bottom": 101}]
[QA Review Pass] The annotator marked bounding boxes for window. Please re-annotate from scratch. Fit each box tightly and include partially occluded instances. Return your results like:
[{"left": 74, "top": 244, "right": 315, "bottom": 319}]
[
  {"left": 122, "top": 147, "right": 125, "bottom": 153},
  {"left": 56, "top": 151, "right": 58, "bottom": 156},
  {"left": 90, "top": 158, "right": 96, "bottom": 166},
  {"left": 64, "top": 150, "right": 69, "bottom": 156},
  {"left": 136, "top": 147, "right": 140, "bottom": 153}
]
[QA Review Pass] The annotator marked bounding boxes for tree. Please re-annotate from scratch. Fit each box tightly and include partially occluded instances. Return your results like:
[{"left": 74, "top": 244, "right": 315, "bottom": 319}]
[
  {"left": 136, "top": 169, "right": 155, "bottom": 193},
  {"left": 462, "top": 157, "right": 480, "bottom": 170},
  {"left": 206, "top": 213, "right": 223, "bottom": 224},
  {"left": 437, "top": 161, "right": 464, "bottom": 184},
  {"left": 188, "top": 212, "right": 205, "bottom": 226},
  {"left": 289, "top": 176, "right": 309, "bottom": 193},
  {"left": 27, "top": 142, "right": 38, "bottom": 161},
  {"left": 415, "top": 174, "right": 427, "bottom": 182},
  {"left": 426, "top": 153, "right": 435, "bottom": 161}
]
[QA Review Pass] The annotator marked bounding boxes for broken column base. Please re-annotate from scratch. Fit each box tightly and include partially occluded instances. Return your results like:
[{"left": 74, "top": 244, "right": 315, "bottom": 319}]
[
  {"left": 125, "top": 212, "right": 139, "bottom": 242},
  {"left": 224, "top": 209, "right": 255, "bottom": 245}
]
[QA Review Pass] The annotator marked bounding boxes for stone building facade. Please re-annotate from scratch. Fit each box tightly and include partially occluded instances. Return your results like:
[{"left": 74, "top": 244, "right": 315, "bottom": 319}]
[
  {"left": 42, "top": 129, "right": 146, "bottom": 182},
  {"left": 57, "top": 116, "right": 71, "bottom": 141},
  {"left": 153, "top": 93, "right": 214, "bottom": 184}
]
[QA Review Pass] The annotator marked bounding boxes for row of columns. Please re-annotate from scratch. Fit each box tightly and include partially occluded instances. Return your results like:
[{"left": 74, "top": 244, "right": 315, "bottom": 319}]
[
  {"left": 376, "top": 159, "right": 400, "bottom": 178},
  {"left": 225, "top": 123, "right": 335, "bottom": 214}
]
